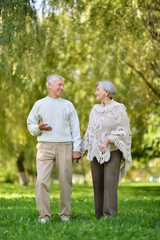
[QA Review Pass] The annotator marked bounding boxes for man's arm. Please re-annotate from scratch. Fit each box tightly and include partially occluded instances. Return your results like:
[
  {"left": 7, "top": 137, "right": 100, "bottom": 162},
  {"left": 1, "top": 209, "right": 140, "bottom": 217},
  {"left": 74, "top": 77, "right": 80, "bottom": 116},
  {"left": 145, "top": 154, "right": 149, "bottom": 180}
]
[
  {"left": 27, "top": 103, "right": 42, "bottom": 136},
  {"left": 69, "top": 104, "right": 81, "bottom": 162},
  {"left": 27, "top": 103, "right": 52, "bottom": 136}
]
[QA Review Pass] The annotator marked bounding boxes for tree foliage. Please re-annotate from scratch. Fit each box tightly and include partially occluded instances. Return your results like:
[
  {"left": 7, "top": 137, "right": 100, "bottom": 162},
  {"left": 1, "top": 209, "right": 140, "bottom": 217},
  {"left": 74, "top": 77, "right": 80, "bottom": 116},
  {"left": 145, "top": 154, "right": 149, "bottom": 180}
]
[{"left": 0, "top": 0, "right": 160, "bottom": 181}]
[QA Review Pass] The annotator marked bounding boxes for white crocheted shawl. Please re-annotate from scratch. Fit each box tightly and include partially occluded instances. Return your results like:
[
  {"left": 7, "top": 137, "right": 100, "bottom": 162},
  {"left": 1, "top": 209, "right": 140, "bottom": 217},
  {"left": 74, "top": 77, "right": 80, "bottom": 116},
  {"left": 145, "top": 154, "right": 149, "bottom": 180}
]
[{"left": 82, "top": 100, "right": 132, "bottom": 181}]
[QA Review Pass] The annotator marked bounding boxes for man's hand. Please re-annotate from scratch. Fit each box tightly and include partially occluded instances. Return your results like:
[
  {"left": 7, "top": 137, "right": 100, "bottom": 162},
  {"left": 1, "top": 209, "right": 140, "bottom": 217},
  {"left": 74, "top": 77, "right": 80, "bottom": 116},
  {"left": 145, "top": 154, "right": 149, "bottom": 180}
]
[
  {"left": 72, "top": 151, "right": 81, "bottom": 159},
  {"left": 38, "top": 117, "right": 52, "bottom": 131},
  {"left": 72, "top": 151, "right": 82, "bottom": 164}
]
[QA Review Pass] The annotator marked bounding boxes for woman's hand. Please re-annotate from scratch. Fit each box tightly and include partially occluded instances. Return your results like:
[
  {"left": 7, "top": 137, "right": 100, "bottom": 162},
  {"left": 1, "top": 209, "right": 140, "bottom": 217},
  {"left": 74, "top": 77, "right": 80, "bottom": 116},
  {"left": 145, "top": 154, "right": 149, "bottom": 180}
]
[
  {"left": 98, "top": 139, "right": 110, "bottom": 150},
  {"left": 80, "top": 152, "right": 85, "bottom": 160}
]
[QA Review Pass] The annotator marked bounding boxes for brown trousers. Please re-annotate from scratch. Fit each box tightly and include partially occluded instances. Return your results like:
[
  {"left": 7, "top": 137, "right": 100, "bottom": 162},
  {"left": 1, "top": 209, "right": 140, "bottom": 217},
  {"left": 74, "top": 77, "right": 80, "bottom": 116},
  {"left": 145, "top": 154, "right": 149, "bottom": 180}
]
[
  {"left": 35, "top": 142, "right": 72, "bottom": 219},
  {"left": 91, "top": 150, "right": 122, "bottom": 219}
]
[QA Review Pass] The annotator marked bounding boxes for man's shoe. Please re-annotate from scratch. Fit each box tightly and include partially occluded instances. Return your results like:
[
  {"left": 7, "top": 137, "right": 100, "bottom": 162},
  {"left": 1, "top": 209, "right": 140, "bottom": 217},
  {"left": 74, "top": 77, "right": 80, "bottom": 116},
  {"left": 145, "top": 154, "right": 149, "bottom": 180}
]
[
  {"left": 60, "top": 216, "right": 70, "bottom": 222},
  {"left": 38, "top": 217, "right": 50, "bottom": 224}
]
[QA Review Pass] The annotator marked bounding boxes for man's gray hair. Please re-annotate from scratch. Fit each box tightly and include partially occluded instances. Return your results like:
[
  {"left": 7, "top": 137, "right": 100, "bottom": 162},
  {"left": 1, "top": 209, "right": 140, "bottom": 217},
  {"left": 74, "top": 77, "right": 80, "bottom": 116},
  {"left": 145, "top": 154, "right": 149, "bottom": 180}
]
[
  {"left": 98, "top": 80, "right": 117, "bottom": 99},
  {"left": 46, "top": 74, "right": 65, "bottom": 90}
]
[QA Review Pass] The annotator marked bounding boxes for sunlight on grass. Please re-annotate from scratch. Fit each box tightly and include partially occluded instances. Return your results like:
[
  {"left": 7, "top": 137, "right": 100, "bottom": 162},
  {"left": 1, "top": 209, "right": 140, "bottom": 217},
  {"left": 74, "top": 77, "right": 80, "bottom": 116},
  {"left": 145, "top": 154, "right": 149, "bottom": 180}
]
[{"left": 0, "top": 182, "right": 159, "bottom": 240}]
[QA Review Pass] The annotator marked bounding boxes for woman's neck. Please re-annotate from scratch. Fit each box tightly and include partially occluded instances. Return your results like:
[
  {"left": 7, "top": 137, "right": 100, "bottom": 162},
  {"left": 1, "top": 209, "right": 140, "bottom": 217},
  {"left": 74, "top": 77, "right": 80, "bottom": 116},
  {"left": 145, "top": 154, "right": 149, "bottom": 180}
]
[{"left": 102, "top": 97, "right": 111, "bottom": 105}]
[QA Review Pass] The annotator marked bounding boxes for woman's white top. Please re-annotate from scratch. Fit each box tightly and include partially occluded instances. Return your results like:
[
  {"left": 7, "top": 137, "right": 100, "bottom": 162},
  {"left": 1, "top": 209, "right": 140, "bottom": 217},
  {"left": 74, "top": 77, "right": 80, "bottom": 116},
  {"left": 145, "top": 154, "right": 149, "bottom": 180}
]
[{"left": 82, "top": 100, "right": 132, "bottom": 181}]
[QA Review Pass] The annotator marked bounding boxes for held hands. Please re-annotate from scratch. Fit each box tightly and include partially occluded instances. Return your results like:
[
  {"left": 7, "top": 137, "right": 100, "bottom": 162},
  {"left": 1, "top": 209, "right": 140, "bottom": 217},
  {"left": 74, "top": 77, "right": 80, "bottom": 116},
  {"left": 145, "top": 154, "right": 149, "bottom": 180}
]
[
  {"left": 72, "top": 151, "right": 83, "bottom": 164},
  {"left": 98, "top": 139, "right": 110, "bottom": 151},
  {"left": 38, "top": 117, "right": 52, "bottom": 131}
]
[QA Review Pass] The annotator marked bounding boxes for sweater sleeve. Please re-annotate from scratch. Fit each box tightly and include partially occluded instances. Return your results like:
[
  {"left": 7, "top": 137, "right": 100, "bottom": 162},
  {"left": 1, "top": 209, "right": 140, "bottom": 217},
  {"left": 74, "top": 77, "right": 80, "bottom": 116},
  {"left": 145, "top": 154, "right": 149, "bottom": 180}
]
[
  {"left": 69, "top": 104, "right": 81, "bottom": 152},
  {"left": 27, "top": 102, "right": 42, "bottom": 136}
]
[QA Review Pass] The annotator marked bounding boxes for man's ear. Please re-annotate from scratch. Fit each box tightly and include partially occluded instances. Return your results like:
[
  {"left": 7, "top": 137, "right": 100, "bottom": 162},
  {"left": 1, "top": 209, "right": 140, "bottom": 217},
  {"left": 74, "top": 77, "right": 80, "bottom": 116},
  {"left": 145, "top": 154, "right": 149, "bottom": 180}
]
[{"left": 48, "top": 82, "right": 52, "bottom": 89}]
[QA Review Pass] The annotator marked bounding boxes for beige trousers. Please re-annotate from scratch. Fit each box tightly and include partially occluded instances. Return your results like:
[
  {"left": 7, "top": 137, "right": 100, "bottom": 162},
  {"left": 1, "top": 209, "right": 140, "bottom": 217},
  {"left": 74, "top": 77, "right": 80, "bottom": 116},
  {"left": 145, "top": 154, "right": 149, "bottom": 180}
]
[{"left": 35, "top": 142, "right": 73, "bottom": 219}]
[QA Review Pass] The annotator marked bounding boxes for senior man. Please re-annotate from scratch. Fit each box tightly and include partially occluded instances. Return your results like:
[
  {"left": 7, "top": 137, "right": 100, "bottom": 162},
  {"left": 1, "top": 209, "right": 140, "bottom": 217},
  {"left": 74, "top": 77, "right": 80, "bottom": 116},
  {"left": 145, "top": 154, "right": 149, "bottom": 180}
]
[{"left": 27, "top": 74, "right": 81, "bottom": 223}]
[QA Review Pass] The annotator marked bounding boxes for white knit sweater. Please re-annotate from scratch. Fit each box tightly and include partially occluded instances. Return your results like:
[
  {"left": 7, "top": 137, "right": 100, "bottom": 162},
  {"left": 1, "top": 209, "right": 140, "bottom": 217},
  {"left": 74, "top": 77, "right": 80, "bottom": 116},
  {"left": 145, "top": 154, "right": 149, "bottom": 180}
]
[
  {"left": 27, "top": 96, "right": 81, "bottom": 151},
  {"left": 82, "top": 100, "right": 132, "bottom": 181}
]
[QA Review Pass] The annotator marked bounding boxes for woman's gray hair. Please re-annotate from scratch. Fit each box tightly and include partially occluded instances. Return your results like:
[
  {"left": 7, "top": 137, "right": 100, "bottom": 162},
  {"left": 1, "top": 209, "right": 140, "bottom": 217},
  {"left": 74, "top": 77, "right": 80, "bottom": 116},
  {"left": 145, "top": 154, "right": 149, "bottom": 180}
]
[
  {"left": 46, "top": 74, "right": 65, "bottom": 91},
  {"left": 98, "top": 80, "right": 117, "bottom": 99}
]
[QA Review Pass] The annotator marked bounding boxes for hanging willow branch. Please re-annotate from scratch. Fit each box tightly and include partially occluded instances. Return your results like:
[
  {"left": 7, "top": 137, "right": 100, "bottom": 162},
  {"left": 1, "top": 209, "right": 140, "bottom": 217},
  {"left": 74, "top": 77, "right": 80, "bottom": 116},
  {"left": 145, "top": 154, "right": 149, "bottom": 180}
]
[
  {"left": 150, "top": 62, "right": 160, "bottom": 79},
  {"left": 127, "top": 63, "right": 160, "bottom": 98}
]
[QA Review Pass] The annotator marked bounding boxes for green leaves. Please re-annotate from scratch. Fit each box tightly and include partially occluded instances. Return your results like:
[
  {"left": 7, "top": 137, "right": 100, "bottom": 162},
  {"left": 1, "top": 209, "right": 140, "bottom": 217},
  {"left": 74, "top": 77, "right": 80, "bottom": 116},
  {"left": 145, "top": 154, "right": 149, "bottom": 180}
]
[{"left": 0, "top": 0, "right": 160, "bottom": 177}]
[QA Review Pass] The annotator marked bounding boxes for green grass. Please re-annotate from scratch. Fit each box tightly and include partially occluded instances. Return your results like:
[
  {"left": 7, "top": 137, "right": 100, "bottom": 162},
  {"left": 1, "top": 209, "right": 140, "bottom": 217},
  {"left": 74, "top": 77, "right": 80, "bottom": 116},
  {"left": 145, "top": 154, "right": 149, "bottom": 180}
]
[{"left": 0, "top": 182, "right": 160, "bottom": 240}]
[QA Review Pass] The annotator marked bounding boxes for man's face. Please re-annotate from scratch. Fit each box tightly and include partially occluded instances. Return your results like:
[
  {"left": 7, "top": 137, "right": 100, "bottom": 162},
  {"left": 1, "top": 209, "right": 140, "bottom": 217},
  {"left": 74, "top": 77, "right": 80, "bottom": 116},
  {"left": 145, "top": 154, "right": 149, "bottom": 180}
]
[{"left": 48, "top": 80, "right": 64, "bottom": 98}]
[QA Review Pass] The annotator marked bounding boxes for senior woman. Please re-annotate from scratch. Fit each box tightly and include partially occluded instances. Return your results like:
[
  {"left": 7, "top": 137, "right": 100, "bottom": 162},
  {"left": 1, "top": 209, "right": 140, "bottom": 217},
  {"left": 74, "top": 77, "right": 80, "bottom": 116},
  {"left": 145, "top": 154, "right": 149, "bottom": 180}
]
[{"left": 81, "top": 80, "right": 132, "bottom": 219}]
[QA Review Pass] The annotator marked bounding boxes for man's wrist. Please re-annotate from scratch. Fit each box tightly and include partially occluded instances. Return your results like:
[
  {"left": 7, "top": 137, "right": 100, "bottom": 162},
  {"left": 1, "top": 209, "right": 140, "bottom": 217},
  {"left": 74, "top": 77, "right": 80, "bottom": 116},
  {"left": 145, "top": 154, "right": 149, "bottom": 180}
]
[{"left": 72, "top": 151, "right": 81, "bottom": 159}]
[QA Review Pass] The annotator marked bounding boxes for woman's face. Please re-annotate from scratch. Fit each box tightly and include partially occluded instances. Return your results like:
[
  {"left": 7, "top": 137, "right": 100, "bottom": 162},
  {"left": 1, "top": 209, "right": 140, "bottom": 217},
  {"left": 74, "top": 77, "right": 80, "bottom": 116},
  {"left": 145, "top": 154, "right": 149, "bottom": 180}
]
[{"left": 95, "top": 84, "right": 107, "bottom": 103}]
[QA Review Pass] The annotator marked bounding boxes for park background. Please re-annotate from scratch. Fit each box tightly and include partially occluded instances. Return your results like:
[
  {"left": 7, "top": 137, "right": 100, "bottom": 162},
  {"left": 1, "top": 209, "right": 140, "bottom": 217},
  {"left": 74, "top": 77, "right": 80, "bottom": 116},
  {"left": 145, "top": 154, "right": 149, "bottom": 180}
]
[
  {"left": 0, "top": 0, "right": 160, "bottom": 184},
  {"left": 0, "top": 1, "right": 160, "bottom": 240}
]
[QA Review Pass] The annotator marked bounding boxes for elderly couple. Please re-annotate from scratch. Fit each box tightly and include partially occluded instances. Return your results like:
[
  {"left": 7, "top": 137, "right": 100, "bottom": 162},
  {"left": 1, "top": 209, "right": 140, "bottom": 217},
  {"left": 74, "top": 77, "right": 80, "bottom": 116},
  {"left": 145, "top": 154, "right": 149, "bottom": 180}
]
[{"left": 27, "top": 74, "right": 132, "bottom": 223}]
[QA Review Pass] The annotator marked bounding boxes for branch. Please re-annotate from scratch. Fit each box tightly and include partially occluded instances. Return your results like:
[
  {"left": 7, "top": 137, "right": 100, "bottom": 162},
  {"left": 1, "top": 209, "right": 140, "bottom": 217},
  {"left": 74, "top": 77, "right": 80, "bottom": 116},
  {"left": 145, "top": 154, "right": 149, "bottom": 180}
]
[
  {"left": 150, "top": 62, "right": 160, "bottom": 79},
  {"left": 127, "top": 63, "right": 160, "bottom": 98}
]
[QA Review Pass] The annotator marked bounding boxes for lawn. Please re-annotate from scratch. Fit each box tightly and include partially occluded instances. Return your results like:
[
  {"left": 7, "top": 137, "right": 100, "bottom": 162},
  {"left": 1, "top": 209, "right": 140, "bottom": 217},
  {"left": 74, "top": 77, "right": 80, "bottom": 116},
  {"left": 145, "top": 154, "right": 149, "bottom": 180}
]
[{"left": 0, "top": 182, "right": 159, "bottom": 240}]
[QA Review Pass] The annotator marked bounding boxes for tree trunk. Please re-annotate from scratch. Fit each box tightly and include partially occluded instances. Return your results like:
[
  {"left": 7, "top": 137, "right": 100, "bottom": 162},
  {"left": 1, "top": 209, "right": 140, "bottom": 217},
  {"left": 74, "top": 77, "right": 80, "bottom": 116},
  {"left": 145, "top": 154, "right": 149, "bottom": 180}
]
[{"left": 17, "top": 151, "right": 28, "bottom": 186}]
